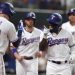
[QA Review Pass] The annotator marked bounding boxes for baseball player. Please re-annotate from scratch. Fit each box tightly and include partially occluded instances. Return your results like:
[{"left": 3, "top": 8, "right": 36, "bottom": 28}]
[
  {"left": 62, "top": 8, "right": 75, "bottom": 75},
  {"left": 12, "top": 12, "right": 44, "bottom": 75},
  {"left": 40, "top": 13, "right": 75, "bottom": 75},
  {"left": 0, "top": 2, "right": 18, "bottom": 75}
]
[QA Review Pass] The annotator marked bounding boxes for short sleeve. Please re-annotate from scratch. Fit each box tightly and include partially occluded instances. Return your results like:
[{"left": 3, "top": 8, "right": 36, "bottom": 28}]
[
  {"left": 40, "top": 31, "right": 44, "bottom": 42},
  {"left": 8, "top": 24, "right": 18, "bottom": 42}
]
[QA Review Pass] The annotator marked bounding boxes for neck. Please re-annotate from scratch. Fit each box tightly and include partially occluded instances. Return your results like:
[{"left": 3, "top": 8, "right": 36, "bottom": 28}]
[
  {"left": 70, "top": 21, "right": 75, "bottom": 26},
  {"left": 0, "top": 14, "right": 9, "bottom": 20}
]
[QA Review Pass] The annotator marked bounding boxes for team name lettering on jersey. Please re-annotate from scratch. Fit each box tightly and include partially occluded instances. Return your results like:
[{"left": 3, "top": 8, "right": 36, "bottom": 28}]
[
  {"left": 21, "top": 37, "right": 40, "bottom": 45},
  {"left": 48, "top": 38, "right": 68, "bottom": 46}
]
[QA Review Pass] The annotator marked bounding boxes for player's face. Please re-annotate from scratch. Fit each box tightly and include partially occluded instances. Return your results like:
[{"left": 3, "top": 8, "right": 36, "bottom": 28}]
[
  {"left": 49, "top": 23, "right": 61, "bottom": 33},
  {"left": 69, "top": 14, "right": 75, "bottom": 22},
  {"left": 49, "top": 24, "right": 58, "bottom": 30},
  {"left": 25, "top": 18, "right": 34, "bottom": 27}
]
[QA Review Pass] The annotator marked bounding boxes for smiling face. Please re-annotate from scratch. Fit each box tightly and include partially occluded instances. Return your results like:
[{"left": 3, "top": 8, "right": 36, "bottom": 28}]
[
  {"left": 24, "top": 18, "right": 35, "bottom": 28},
  {"left": 68, "top": 14, "right": 75, "bottom": 23}
]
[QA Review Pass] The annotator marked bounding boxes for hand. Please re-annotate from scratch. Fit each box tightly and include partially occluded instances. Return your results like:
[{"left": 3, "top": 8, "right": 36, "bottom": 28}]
[
  {"left": 69, "top": 58, "right": 75, "bottom": 64},
  {"left": 35, "top": 51, "right": 43, "bottom": 58},
  {"left": 69, "top": 55, "right": 75, "bottom": 64},
  {"left": 16, "top": 56, "right": 24, "bottom": 61},
  {"left": 14, "top": 52, "right": 24, "bottom": 61}
]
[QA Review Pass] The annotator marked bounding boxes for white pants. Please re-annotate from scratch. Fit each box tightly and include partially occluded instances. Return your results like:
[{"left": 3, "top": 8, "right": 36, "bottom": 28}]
[
  {"left": 71, "top": 63, "right": 75, "bottom": 75},
  {"left": 0, "top": 54, "right": 6, "bottom": 75},
  {"left": 46, "top": 61, "right": 72, "bottom": 75},
  {"left": 16, "top": 58, "right": 38, "bottom": 75}
]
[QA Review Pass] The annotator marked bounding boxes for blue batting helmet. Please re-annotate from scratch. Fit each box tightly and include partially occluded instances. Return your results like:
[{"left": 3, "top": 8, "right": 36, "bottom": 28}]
[
  {"left": 47, "top": 13, "right": 62, "bottom": 26},
  {"left": 67, "top": 8, "right": 75, "bottom": 16},
  {"left": 25, "top": 12, "right": 36, "bottom": 20},
  {"left": 0, "top": 2, "right": 15, "bottom": 17}
]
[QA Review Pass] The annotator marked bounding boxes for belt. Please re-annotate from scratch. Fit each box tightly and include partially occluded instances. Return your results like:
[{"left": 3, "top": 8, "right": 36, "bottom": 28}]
[
  {"left": 48, "top": 60, "right": 67, "bottom": 64},
  {"left": 24, "top": 56, "right": 33, "bottom": 60}
]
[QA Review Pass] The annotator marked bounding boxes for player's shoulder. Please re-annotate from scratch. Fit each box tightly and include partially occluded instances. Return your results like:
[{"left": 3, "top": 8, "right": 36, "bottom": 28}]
[
  {"left": 62, "top": 21, "right": 69, "bottom": 24},
  {"left": 34, "top": 27, "right": 43, "bottom": 33},
  {"left": 62, "top": 21, "right": 70, "bottom": 26},
  {"left": 62, "top": 28, "right": 72, "bottom": 35},
  {"left": 62, "top": 21, "right": 70, "bottom": 29},
  {"left": 0, "top": 17, "right": 14, "bottom": 27}
]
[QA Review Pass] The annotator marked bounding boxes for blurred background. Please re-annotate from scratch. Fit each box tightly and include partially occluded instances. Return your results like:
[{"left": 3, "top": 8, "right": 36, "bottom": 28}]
[{"left": 1, "top": 0, "right": 75, "bottom": 75}]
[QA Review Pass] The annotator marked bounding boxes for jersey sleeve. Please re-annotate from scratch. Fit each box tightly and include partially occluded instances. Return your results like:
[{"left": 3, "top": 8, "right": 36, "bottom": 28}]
[
  {"left": 40, "top": 30, "right": 44, "bottom": 42},
  {"left": 8, "top": 24, "right": 18, "bottom": 42},
  {"left": 62, "top": 23, "right": 66, "bottom": 30}
]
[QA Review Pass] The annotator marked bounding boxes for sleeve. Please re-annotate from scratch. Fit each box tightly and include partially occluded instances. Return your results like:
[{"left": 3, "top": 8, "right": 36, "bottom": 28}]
[
  {"left": 62, "top": 23, "right": 66, "bottom": 29},
  {"left": 43, "top": 28, "right": 49, "bottom": 39},
  {"left": 8, "top": 24, "right": 18, "bottom": 42},
  {"left": 68, "top": 33, "right": 75, "bottom": 46},
  {"left": 40, "top": 30, "right": 44, "bottom": 42}
]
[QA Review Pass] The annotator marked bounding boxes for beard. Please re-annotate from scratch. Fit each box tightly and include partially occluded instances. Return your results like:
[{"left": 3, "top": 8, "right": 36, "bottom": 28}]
[{"left": 50, "top": 26, "right": 61, "bottom": 34}]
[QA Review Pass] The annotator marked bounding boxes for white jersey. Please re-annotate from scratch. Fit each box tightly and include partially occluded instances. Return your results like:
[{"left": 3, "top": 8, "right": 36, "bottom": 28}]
[
  {"left": 47, "top": 29, "right": 75, "bottom": 61},
  {"left": 62, "top": 21, "right": 75, "bottom": 61},
  {"left": 62, "top": 21, "right": 75, "bottom": 40},
  {"left": 62, "top": 21, "right": 75, "bottom": 34},
  {"left": 17, "top": 27, "right": 44, "bottom": 57},
  {"left": 0, "top": 17, "right": 17, "bottom": 54}
]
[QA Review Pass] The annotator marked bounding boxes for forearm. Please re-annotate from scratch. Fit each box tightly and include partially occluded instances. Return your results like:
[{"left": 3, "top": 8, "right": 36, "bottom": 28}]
[
  {"left": 12, "top": 37, "right": 21, "bottom": 48},
  {"left": 39, "top": 38, "right": 48, "bottom": 52},
  {"left": 11, "top": 48, "right": 24, "bottom": 61},
  {"left": 14, "top": 52, "right": 21, "bottom": 60}
]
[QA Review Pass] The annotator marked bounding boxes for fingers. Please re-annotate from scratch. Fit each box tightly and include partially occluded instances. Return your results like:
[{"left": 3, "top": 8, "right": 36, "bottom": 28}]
[{"left": 35, "top": 51, "right": 43, "bottom": 58}]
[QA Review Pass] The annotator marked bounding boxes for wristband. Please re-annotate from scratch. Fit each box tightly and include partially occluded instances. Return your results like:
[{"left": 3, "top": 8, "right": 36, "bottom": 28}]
[{"left": 11, "top": 48, "right": 17, "bottom": 54}]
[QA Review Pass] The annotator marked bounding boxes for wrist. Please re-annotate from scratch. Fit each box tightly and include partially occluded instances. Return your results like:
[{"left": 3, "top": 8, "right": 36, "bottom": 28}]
[{"left": 11, "top": 48, "right": 17, "bottom": 54}]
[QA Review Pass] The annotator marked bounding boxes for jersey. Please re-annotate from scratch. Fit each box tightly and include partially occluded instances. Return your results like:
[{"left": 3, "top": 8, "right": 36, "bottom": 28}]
[
  {"left": 62, "top": 21, "right": 75, "bottom": 40},
  {"left": 62, "top": 21, "right": 75, "bottom": 61},
  {"left": 62, "top": 21, "right": 75, "bottom": 75},
  {"left": 46, "top": 29, "right": 75, "bottom": 61},
  {"left": 17, "top": 27, "right": 44, "bottom": 57},
  {"left": 0, "top": 17, "right": 17, "bottom": 54}
]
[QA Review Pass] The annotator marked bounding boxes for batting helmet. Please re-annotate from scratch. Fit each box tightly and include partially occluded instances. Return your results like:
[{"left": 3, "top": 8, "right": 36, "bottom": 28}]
[
  {"left": 0, "top": 2, "right": 15, "bottom": 17},
  {"left": 47, "top": 13, "right": 62, "bottom": 26},
  {"left": 67, "top": 8, "right": 75, "bottom": 16},
  {"left": 25, "top": 12, "right": 36, "bottom": 20}
]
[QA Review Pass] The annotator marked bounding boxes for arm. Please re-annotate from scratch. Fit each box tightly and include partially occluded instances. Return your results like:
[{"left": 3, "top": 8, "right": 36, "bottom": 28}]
[
  {"left": 68, "top": 34, "right": 75, "bottom": 63},
  {"left": 39, "top": 38, "right": 48, "bottom": 52},
  {"left": 38, "top": 27, "right": 49, "bottom": 57},
  {"left": 34, "top": 38, "right": 48, "bottom": 58},
  {"left": 11, "top": 47, "right": 24, "bottom": 61},
  {"left": 37, "top": 38, "right": 48, "bottom": 57}
]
